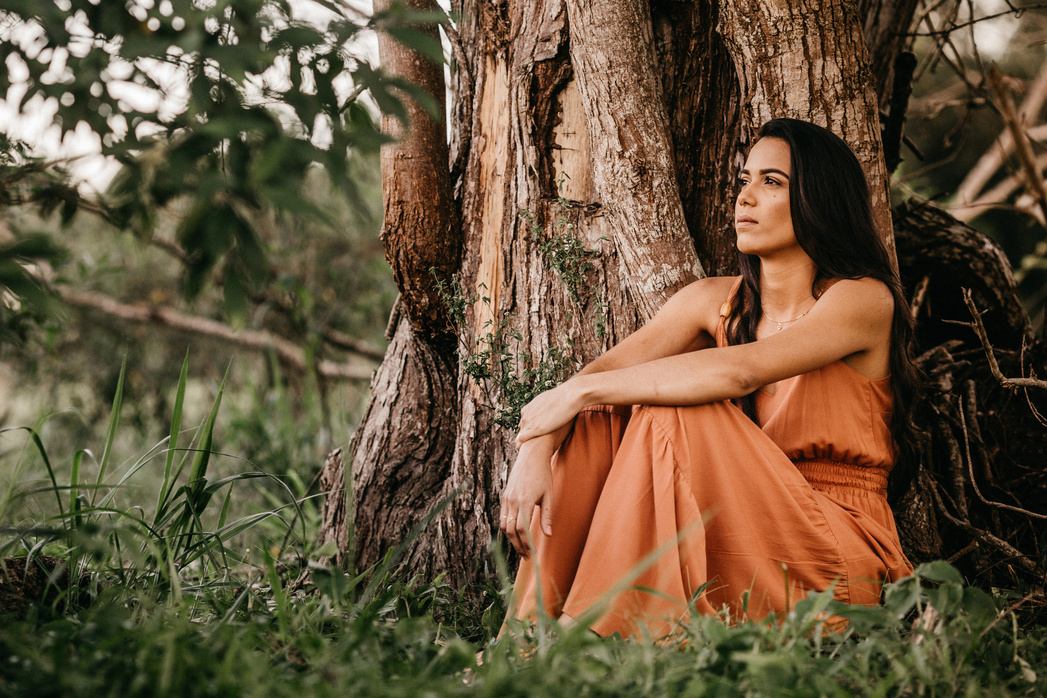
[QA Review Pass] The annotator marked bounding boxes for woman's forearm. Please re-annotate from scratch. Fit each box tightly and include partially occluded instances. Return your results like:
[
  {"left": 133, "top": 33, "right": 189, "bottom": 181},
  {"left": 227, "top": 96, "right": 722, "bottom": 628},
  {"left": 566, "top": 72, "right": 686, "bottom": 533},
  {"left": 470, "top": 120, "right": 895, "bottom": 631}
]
[{"left": 573, "top": 347, "right": 749, "bottom": 409}]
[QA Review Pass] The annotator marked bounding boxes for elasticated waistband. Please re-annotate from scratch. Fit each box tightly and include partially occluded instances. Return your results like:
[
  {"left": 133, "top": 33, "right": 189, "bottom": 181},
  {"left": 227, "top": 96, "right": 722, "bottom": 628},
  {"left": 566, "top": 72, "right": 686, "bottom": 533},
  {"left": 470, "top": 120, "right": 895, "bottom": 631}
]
[{"left": 793, "top": 459, "right": 889, "bottom": 496}]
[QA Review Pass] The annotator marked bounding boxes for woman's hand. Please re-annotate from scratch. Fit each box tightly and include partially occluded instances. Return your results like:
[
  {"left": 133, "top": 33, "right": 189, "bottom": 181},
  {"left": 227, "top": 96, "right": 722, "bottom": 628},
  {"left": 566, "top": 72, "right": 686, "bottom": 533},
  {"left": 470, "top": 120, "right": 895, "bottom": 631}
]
[
  {"left": 500, "top": 437, "right": 558, "bottom": 558},
  {"left": 515, "top": 380, "right": 587, "bottom": 447}
]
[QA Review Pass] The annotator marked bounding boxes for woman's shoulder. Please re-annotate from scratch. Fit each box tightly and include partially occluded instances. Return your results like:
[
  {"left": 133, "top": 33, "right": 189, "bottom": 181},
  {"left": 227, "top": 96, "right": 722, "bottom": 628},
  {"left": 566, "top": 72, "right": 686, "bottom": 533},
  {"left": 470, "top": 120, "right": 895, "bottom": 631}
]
[
  {"left": 655, "top": 276, "right": 741, "bottom": 336},
  {"left": 820, "top": 277, "right": 894, "bottom": 320},
  {"left": 674, "top": 275, "right": 741, "bottom": 303}
]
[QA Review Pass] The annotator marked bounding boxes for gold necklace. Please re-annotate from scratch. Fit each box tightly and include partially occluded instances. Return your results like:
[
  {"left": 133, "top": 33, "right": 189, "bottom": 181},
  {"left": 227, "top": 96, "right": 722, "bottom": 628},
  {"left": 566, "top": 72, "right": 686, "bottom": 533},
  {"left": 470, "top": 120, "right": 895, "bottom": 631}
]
[{"left": 762, "top": 306, "right": 812, "bottom": 331}]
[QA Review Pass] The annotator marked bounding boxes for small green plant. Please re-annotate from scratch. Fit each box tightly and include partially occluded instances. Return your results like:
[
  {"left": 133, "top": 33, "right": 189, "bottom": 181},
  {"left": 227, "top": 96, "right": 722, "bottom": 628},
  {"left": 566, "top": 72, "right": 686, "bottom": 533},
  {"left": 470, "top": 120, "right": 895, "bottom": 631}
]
[
  {"left": 522, "top": 176, "right": 606, "bottom": 325},
  {"left": 431, "top": 177, "right": 614, "bottom": 430},
  {"left": 0, "top": 354, "right": 304, "bottom": 609},
  {"left": 451, "top": 287, "right": 580, "bottom": 430}
]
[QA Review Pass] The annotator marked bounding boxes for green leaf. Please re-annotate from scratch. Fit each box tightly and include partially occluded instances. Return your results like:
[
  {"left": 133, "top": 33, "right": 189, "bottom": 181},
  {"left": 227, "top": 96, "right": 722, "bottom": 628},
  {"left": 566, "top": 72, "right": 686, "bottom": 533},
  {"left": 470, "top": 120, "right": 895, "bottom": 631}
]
[
  {"left": 915, "top": 560, "right": 964, "bottom": 586},
  {"left": 93, "top": 356, "right": 126, "bottom": 501},
  {"left": 383, "top": 25, "right": 445, "bottom": 66},
  {"left": 222, "top": 264, "right": 249, "bottom": 325}
]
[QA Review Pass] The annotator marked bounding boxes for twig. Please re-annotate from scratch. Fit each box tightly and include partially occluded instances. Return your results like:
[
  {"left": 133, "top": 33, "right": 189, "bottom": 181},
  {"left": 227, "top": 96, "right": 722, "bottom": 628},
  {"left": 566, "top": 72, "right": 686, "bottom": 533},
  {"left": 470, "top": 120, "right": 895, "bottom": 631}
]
[
  {"left": 57, "top": 286, "right": 375, "bottom": 381},
  {"left": 910, "top": 275, "right": 930, "bottom": 321},
  {"left": 907, "top": 5, "right": 1047, "bottom": 37},
  {"left": 986, "top": 65, "right": 1047, "bottom": 228},
  {"left": 927, "top": 474, "right": 1038, "bottom": 575},
  {"left": 945, "top": 540, "right": 979, "bottom": 564},
  {"left": 957, "top": 396, "right": 1047, "bottom": 520},
  {"left": 317, "top": 325, "right": 386, "bottom": 361},
  {"left": 1020, "top": 338, "right": 1047, "bottom": 427},
  {"left": 149, "top": 236, "right": 187, "bottom": 262},
  {"left": 958, "top": 288, "right": 1047, "bottom": 390}
]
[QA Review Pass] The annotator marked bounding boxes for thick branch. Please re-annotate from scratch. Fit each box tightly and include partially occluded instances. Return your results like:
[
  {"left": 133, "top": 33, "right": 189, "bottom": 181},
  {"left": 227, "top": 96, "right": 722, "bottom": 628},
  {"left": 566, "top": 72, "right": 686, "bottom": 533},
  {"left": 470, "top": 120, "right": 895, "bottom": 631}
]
[
  {"left": 565, "top": 0, "right": 704, "bottom": 321},
  {"left": 952, "top": 63, "right": 1047, "bottom": 209},
  {"left": 57, "top": 287, "right": 374, "bottom": 381},
  {"left": 376, "top": 0, "right": 461, "bottom": 341}
]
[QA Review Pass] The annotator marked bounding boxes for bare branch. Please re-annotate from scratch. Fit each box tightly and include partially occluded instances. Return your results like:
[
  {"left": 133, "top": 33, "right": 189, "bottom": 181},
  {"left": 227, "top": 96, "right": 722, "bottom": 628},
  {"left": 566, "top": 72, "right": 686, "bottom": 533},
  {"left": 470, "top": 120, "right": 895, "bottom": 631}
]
[
  {"left": 317, "top": 324, "right": 386, "bottom": 361},
  {"left": 927, "top": 474, "right": 1039, "bottom": 575},
  {"left": 56, "top": 286, "right": 375, "bottom": 381},
  {"left": 951, "top": 146, "right": 1047, "bottom": 223},
  {"left": 148, "top": 235, "right": 187, "bottom": 262},
  {"left": 953, "top": 64, "right": 1047, "bottom": 209},
  {"left": 908, "top": 4, "right": 1047, "bottom": 37},
  {"left": 987, "top": 65, "right": 1047, "bottom": 227},
  {"left": 959, "top": 288, "right": 1047, "bottom": 390},
  {"left": 958, "top": 397, "right": 1047, "bottom": 520}
]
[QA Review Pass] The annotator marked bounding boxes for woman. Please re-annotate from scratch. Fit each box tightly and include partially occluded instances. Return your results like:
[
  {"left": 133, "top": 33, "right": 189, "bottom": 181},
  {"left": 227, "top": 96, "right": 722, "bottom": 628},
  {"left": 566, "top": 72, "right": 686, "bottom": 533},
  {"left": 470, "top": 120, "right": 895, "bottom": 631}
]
[{"left": 499, "top": 118, "right": 917, "bottom": 640}]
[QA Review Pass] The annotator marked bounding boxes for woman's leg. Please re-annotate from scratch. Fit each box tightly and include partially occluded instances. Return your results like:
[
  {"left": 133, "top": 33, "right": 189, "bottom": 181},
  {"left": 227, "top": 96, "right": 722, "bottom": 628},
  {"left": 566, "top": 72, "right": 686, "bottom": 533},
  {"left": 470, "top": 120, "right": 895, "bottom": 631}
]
[{"left": 506, "top": 405, "right": 632, "bottom": 624}]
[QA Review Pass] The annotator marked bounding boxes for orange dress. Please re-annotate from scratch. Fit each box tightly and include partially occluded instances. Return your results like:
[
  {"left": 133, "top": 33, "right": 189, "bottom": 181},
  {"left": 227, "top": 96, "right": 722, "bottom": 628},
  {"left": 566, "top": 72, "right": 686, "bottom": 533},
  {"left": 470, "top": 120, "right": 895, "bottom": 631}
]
[{"left": 508, "top": 278, "right": 912, "bottom": 639}]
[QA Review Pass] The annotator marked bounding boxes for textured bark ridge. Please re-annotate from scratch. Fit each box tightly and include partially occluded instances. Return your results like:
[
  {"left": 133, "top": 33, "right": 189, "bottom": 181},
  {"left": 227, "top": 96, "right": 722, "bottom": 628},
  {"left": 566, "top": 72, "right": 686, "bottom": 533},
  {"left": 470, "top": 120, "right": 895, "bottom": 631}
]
[
  {"left": 565, "top": 0, "right": 704, "bottom": 321},
  {"left": 653, "top": 0, "right": 743, "bottom": 278},
  {"left": 350, "top": 319, "right": 460, "bottom": 578},
  {"left": 719, "top": 0, "right": 894, "bottom": 247}
]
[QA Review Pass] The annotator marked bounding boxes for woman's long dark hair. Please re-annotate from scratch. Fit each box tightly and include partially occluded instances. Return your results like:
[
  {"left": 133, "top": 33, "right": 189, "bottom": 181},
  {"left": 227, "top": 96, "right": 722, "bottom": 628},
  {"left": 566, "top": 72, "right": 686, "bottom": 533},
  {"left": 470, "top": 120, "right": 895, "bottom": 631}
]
[{"left": 726, "top": 118, "right": 918, "bottom": 495}]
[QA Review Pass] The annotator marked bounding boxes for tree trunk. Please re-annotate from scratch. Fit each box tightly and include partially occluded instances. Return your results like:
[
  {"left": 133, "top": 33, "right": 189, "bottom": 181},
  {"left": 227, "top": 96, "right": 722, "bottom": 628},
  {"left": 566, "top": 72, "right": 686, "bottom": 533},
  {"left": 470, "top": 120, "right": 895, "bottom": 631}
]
[{"left": 336, "top": 0, "right": 1047, "bottom": 594}]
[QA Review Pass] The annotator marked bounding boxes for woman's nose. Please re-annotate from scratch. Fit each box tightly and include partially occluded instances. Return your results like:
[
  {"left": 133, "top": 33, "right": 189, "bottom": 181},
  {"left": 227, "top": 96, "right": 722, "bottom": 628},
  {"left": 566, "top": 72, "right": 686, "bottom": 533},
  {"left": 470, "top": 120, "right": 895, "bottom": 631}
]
[{"left": 737, "top": 183, "right": 754, "bottom": 206}]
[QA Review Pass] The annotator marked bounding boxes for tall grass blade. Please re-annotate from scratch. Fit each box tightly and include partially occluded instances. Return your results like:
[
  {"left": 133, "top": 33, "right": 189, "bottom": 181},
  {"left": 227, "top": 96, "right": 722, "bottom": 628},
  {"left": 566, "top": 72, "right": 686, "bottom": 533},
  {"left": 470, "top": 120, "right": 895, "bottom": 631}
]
[
  {"left": 264, "top": 543, "right": 290, "bottom": 639},
  {"left": 2, "top": 426, "right": 67, "bottom": 521},
  {"left": 188, "top": 364, "right": 228, "bottom": 486},
  {"left": 156, "top": 352, "right": 190, "bottom": 517},
  {"left": 69, "top": 449, "right": 84, "bottom": 528},
  {"left": 93, "top": 356, "right": 127, "bottom": 502}
]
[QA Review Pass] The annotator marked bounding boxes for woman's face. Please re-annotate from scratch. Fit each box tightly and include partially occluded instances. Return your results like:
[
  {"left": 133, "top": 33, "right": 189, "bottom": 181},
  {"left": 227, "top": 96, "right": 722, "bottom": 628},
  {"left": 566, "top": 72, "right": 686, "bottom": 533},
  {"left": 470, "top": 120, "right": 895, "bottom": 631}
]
[{"left": 735, "top": 137, "right": 798, "bottom": 257}]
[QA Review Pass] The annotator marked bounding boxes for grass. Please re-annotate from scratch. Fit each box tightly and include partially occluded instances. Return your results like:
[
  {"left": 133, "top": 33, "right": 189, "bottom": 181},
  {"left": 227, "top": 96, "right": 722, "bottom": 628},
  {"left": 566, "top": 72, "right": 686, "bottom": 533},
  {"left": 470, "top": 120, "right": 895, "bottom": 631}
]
[{"left": 1, "top": 362, "right": 1046, "bottom": 696}]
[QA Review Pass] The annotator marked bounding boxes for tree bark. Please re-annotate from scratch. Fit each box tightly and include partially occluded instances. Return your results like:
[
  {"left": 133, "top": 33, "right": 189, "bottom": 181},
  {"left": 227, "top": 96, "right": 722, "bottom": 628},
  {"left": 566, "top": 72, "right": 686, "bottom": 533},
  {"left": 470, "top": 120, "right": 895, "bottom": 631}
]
[
  {"left": 349, "top": 318, "right": 460, "bottom": 577},
  {"left": 349, "top": 0, "right": 462, "bottom": 574},
  {"left": 565, "top": 0, "right": 705, "bottom": 320}
]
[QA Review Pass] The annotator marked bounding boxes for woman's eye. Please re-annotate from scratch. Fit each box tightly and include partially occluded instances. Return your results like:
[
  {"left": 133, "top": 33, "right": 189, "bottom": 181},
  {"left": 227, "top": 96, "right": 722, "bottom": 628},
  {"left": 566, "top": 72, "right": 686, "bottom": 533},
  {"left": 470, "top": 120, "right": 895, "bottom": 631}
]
[{"left": 765, "top": 178, "right": 780, "bottom": 187}]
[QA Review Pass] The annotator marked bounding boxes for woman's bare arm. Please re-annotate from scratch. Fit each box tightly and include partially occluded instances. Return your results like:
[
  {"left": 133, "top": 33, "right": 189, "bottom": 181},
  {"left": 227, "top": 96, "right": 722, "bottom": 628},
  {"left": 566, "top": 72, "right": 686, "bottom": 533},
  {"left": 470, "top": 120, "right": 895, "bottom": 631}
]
[{"left": 515, "top": 277, "right": 893, "bottom": 444}]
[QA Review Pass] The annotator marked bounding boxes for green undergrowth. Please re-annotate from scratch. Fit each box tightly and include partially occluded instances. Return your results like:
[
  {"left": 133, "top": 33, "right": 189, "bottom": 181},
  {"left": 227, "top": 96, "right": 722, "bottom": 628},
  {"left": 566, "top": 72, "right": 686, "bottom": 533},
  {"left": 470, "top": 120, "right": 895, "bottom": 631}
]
[
  {"left": 1, "top": 363, "right": 1046, "bottom": 696},
  {"left": 1, "top": 560, "right": 1045, "bottom": 697}
]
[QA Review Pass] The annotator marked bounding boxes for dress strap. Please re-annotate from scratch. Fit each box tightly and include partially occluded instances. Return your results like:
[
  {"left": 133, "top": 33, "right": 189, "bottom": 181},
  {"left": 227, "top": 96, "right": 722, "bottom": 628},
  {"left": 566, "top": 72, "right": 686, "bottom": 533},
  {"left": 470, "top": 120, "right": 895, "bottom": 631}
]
[{"left": 715, "top": 276, "right": 744, "bottom": 348}]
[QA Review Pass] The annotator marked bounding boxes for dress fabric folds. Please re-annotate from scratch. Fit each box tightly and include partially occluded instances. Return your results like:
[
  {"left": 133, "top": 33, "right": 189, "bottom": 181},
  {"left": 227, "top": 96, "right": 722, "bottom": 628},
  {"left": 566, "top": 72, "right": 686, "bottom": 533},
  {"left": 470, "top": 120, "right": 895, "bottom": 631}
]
[{"left": 508, "top": 277, "right": 913, "bottom": 639}]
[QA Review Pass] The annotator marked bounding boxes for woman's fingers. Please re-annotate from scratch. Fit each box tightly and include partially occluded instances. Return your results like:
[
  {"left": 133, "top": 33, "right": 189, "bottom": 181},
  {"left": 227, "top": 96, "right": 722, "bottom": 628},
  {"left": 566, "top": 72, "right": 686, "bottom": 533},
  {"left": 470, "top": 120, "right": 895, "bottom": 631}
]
[
  {"left": 499, "top": 500, "right": 533, "bottom": 558},
  {"left": 511, "top": 505, "right": 533, "bottom": 558}
]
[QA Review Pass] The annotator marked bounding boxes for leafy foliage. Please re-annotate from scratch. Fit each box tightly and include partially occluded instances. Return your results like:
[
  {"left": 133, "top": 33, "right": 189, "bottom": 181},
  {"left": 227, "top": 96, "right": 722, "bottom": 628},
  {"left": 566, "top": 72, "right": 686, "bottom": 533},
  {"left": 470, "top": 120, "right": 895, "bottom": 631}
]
[
  {"left": 434, "top": 277, "right": 580, "bottom": 431},
  {"left": 0, "top": 0, "right": 432, "bottom": 319}
]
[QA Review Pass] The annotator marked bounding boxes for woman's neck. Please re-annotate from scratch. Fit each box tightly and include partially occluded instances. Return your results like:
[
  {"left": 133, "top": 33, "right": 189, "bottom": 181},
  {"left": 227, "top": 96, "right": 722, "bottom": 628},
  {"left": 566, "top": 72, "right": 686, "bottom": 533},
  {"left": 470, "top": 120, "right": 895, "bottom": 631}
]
[{"left": 758, "top": 255, "right": 819, "bottom": 317}]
